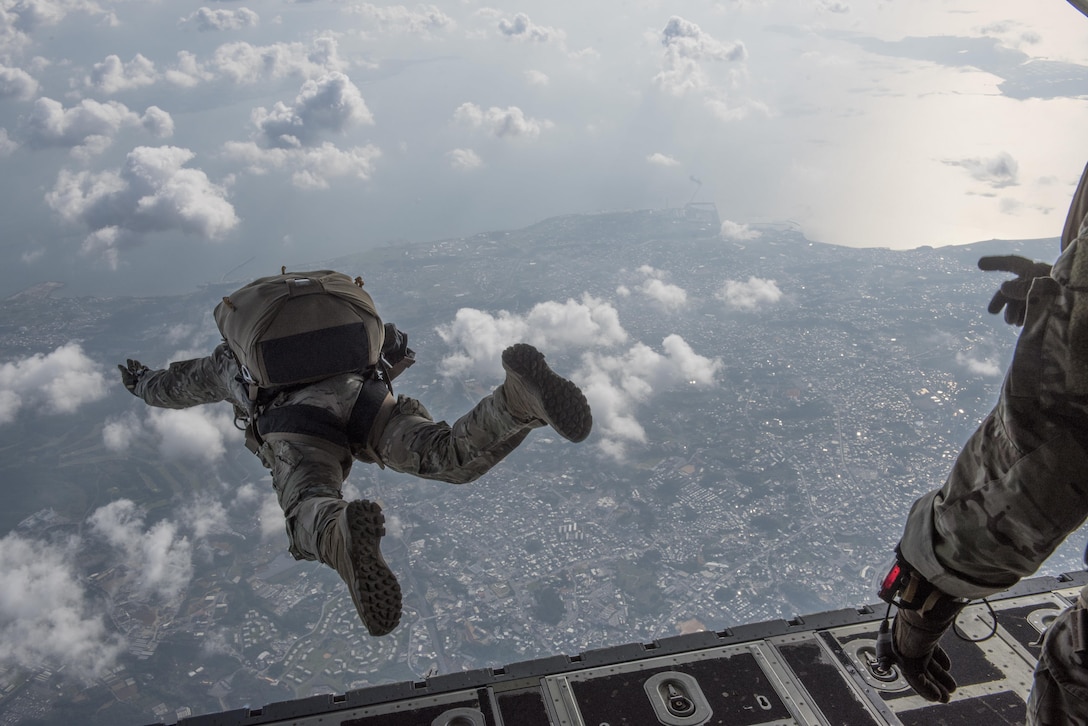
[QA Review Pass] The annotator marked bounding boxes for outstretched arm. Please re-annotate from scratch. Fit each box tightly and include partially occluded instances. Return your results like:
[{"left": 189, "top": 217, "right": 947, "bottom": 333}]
[{"left": 121, "top": 343, "right": 238, "bottom": 409}]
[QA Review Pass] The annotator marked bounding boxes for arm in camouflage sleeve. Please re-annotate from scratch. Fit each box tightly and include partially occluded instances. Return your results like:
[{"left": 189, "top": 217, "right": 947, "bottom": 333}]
[
  {"left": 899, "top": 273, "right": 1088, "bottom": 600},
  {"left": 133, "top": 343, "right": 239, "bottom": 409}
]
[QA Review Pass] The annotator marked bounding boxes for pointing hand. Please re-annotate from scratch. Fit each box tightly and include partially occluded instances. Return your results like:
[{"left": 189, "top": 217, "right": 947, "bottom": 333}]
[{"left": 977, "top": 255, "right": 1052, "bottom": 326}]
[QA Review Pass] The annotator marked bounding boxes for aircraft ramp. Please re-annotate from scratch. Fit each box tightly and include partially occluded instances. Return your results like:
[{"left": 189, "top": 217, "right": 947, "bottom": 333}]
[{"left": 155, "top": 571, "right": 1088, "bottom": 726}]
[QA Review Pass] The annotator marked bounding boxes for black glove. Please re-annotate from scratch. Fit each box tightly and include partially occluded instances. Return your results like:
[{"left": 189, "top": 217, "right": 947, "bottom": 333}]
[
  {"left": 977, "top": 255, "right": 1052, "bottom": 327},
  {"left": 889, "top": 605, "right": 962, "bottom": 703},
  {"left": 118, "top": 359, "right": 149, "bottom": 394}
]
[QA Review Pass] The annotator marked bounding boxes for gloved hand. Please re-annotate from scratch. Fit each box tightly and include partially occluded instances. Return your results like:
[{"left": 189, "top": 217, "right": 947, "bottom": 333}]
[
  {"left": 977, "top": 255, "right": 1052, "bottom": 326},
  {"left": 889, "top": 605, "right": 962, "bottom": 703},
  {"left": 118, "top": 359, "right": 149, "bottom": 394}
]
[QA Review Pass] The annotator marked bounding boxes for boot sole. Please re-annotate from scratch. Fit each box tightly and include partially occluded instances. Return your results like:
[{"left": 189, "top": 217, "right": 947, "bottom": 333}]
[
  {"left": 346, "top": 500, "right": 402, "bottom": 636},
  {"left": 502, "top": 344, "right": 592, "bottom": 443}
]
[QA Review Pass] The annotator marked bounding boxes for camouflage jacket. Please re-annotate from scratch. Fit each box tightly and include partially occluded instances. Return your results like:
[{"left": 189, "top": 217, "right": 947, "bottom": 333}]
[
  {"left": 134, "top": 342, "right": 379, "bottom": 466},
  {"left": 899, "top": 227, "right": 1088, "bottom": 599}
]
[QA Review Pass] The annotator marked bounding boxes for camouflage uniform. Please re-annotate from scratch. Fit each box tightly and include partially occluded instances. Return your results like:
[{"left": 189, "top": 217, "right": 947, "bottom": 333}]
[
  {"left": 898, "top": 161, "right": 1088, "bottom": 724},
  {"left": 134, "top": 342, "right": 545, "bottom": 564}
]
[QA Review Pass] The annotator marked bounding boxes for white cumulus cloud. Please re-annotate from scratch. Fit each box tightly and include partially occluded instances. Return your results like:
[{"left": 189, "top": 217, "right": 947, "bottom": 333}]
[
  {"left": 0, "top": 64, "right": 38, "bottom": 99},
  {"left": 437, "top": 294, "right": 627, "bottom": 379},
  {"left": 436, "top": 296, "right": 719, "bottom": 459},
  {"left": 222, "top": 140, "right": 381, "bottom": 189},
  {"left": 348, "top": 3, "right": 454, "bottom": 38},
  {"left": 578, "top": 335, "right": 721, "bottom": 459},
  {"left": 654, "top": 16, "right": 746, "bottom": 96},
  {"left": 46, "top": 145, "right": 238, "bottom": 267},
  {"left": 0, "top": 0, "right": 110, "bottom": 56},
  {"left": 87, "top": 500, "right": 193, "bottom": 603},
  {"left": 524, "top": 69, "right": 549, "bottom": 86},
  {"left": 496, "top": 12, "right": 565, "bottom": 44},
  {"left": 647, "top": 152, "right": 680, "bottom": 167},
  {"left": 207, "top": 36, "right": 350, "bottom": 85},
  {"left": 25, "top": 97, "right": 172, "bottom": 156},
  {"left": 718, "top": 276, "right": 783, "bottom": 310},
  {"left": 253, "top": 72, "right": 372, "bottom": 148},
  {"left": 633, "top": 265, "right": 687, "bottom": 310},
  {"left": 0, "top": 343, "right": 108, "bottom": 424},
  {"left": 720, "top": 220, "right": 761, "bottom": 240},
  {"left": 146, "top": 406, "right": 239, "bottom": 463},
  {"left": 180, "top": 7, "right": 259, "bottom": 32},
  {"left": 955, "top": 352, "right": 1002, "bottom": 377},
  {"left": 446, "top": 147, "right": 482, "bottom": 171},
  {"left": 454, "top": 102, "right": 553, "bottom": 139},
  {"left": 0, "top": 128, "right": 15, "bottom": 156},
  {"left": 83, "top": 53, "right": 157, "bottom": 94},
  {"left": 0, "top": 532, "right": 124, "bottom": 681}
]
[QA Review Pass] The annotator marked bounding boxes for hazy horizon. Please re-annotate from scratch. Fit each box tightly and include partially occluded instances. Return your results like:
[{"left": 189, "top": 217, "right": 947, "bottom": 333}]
[{"left": 1, "top": 0, "right": 1087, "bottom": 299}]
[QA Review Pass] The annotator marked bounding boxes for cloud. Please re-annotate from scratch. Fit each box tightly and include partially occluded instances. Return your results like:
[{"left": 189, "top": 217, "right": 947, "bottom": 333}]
[
  {"left": 206, "top": 36, "right": 350, "bottom": 84},
  {"left": 180, "top": 493, "right": 231, "bottom": 540},
  {"left": 253, "top": 72, "right": 373, "bottom": 148},
  {"left": 647, "top": 152, "right": 680, "bottom": 167},
  {"left": 0, "top": 0, "right": 109, "bottom": 56},
  {"left": 222, "top": 140, "right": 381, "bottom": 188},
  {"left": 0, "top": 531, "right": 124, "bottom": 681},
  {"left": 454, "top": 102, "right": 553, "bottom": 139},
  {"left": 163, "top": 50, "right": 215, "bottom": 88},
  {"left": 496, "top": 12, "right": 565, "bottom": 44},
  {"left": 704, "top": 95, "right": 771, "bottom": 122},
  {"left": 25, "top": 97, "right": 173, "bottom": 156},
  {"left": 720, "top": 220, "right": 761, "bottom": 240},
  {"left": 654, "top": 15, "right": 747, "bottom": 97},
  {"left": 437, "top": 294, "right": 628, "bottom": 379},
  {"left": 436, "top": 295, "right": 719, "bottom": 458},
  {"left": 0, "top": 128, "right": 15, "bottom": 156},
  {"left": 87, "top": 500, "right": 193, "bottom": 603},
  {"left": 257, "top": 490, "right": 285, "bottom": 542},
  {"left": 140, "top": 105, "right": 175, "bottom": 138},
  {"left": 818, "top": 0, "right": 850, "bottom": 13},
  {"left": 0, "top": 343, "right": 108, "bottom": 424},
  {"left": 146, "top": 406, "right": 239, "bottom": 463},
  {"left": 955, "top": 352, "right": 1001, "bottom": 377},
  {"left": 180, "top": 7, "right": 259, "bottom": 32},
  {"left": 46, "top": 145, "right": 238, "bottom": 267},
  {"left": 446, "top": 147, "right": 482, "bottom": 171},
  {"left": 944, "top": 152, "right": 1019, "bottom": 189},
  {"left": 348, "top": 3, "right": 454, "bottom": 38},
  {"left": 633, "top": 265, "right": 687, "bottom": 310},
  {"left": 0, "top": 63, "right": 38, "bottom": 99},
  {"left": 577, "top": 335, "right": 721, "bottom": 458},
  {"left": 524, "top": 69, "right": 549, "bottom": 86},
  {"left": 102, "top": 411, "right": 138, "bottom": 452},
  {"left": 83, "top": 53, "right": 157, "bottom": 94},
  {"left": 718, "top": 276, "right": 783, "bottom": 310}
]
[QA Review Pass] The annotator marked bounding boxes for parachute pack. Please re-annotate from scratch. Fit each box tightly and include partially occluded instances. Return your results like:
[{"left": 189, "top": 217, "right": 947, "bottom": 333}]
[{"left": 214, "top": 269, "right": 385, "bottom": 401}]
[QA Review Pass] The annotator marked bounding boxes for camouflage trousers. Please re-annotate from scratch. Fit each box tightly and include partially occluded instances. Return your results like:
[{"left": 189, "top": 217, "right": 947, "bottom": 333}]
[
  {"left": 259, "top": 385, "right": 533, "bottom": 562},
  {"left": 1027, "top": 587, "right": 1088, "bottom": 726}
]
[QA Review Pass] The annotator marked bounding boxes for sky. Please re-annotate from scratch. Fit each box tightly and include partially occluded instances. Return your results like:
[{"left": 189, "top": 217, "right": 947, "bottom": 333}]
[{"left": 0, "top": 0, "right": 1087, "bottom": 298}]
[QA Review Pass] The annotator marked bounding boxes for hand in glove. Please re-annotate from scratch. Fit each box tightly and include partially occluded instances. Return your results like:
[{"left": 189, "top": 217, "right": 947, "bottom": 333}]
[
  {"left": 977, "top": 255, "right": 1052, "bottom": 327},
  {"left": 889, "top": 605, "right": 963, "bottom": 703},
  {"left": 118, "top": 359, "right": 149, "bottom": 394}
]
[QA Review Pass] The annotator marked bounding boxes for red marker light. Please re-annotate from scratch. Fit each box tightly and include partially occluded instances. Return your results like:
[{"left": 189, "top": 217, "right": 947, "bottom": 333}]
[{"left": 879, "top": 563, "right": 901, "bottom": 601}]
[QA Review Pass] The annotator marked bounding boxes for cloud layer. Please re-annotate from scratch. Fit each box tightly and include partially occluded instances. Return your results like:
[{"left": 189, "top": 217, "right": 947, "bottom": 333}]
[
  {"left": 436, "top": 294, "right": 720, "bottom": 458},
  {"left": 0, "top": 343, "right": 108, "bottom": 425}
]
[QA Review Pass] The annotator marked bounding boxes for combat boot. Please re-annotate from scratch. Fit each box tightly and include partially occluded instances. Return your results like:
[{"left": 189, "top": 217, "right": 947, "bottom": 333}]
[
  {"left": 318, "top": 499, "right": 402, "bottom": 636},
  {"left": 500, "top": 343, "right": 592, "bottom": 443}
]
